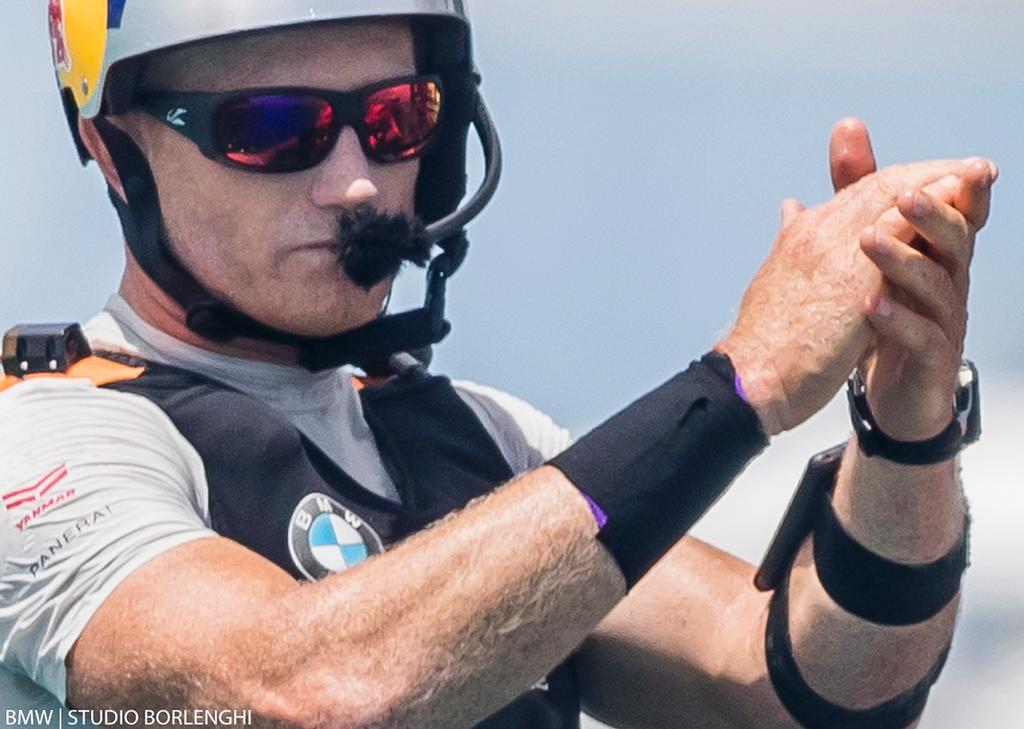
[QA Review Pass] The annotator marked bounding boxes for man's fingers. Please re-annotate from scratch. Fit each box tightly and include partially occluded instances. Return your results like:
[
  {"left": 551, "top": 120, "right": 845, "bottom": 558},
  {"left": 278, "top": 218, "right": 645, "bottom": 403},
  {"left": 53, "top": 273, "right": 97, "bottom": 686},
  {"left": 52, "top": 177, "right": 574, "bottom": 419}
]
[
  {"left": 830, "top": 118, "right": 877, "bottom": 191},
  {"left": 864, "top": 291, "right": 953, "bottom": 369},
  {"left": 780, "top": 198, "right": 806, "bottom": 228},
  {"left": 860, "top": 226, "right": 962, "bottom": 337},
  {"left": 954, "top": 158, "right": 995, "bottom": 230},
  {"left": 879, "top": 158, "right": 991, "bottom": 198},
  {"left": 896, "top": 186, "right": 974, "bottom": 277},
  {"left": 865, "top": 175, "right": 956, "bottom": 241}
]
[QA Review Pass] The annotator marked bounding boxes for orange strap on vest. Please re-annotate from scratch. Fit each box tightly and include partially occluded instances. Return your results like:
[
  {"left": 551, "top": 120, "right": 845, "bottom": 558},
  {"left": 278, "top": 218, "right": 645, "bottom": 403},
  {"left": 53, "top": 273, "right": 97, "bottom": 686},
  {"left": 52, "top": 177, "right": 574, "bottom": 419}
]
[
  {"left": 351, "top": 374, "right": 395, "bottom": 391},
  {"left": 0, "top": 356, "right": 145, "bottom": 394}
]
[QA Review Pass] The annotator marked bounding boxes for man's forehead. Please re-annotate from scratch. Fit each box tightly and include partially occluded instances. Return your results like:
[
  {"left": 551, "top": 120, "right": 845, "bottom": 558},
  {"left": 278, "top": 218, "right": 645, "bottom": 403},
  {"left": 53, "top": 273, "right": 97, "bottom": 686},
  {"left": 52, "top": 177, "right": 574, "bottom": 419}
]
[{"left": 141, "top": 18, "right": 415, "bottom": 92}]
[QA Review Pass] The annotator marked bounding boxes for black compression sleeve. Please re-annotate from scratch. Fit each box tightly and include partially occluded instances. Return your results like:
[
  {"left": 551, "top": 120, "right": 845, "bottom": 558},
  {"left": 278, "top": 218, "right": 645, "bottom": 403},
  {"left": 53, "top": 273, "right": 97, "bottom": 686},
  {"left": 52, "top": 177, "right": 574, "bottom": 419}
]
[{"left": 549, "top": 352, "right": 768, "bottom": 586}]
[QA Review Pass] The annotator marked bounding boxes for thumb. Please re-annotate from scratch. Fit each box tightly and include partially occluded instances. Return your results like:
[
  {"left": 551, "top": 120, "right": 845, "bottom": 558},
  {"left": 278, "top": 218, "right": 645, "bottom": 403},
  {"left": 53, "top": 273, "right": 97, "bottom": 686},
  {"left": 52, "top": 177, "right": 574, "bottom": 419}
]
[{"left": 830, "top": 117, "right": 877, "bottom": 191}]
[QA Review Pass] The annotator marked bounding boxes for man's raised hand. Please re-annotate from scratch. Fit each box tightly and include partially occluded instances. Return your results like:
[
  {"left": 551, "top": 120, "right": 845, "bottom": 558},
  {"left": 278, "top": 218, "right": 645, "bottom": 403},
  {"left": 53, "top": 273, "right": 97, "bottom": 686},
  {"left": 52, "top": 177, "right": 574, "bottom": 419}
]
[
  {"left": 859, "top": 158, "right": 995, "bottom": 441},
  {"left": 827, "top": 116, "right": 996, "bottom": 441},
  {"left": 717, "top": 149, "right": 993, "bottom": 437}
]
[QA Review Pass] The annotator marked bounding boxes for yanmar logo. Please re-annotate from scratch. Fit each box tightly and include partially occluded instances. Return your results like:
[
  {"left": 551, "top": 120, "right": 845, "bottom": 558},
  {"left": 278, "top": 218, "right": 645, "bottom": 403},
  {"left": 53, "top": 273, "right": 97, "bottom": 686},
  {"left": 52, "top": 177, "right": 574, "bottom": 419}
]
[{"left": 2, "top": 464, "right": 77, "bottom": 531}]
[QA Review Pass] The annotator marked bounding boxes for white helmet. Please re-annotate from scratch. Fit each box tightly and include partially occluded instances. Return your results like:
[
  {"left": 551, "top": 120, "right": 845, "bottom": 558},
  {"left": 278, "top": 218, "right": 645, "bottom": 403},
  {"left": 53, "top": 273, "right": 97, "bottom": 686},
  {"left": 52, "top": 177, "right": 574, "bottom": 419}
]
[{"left": 48, "top": 0, "right": 501, "bottom": 372}]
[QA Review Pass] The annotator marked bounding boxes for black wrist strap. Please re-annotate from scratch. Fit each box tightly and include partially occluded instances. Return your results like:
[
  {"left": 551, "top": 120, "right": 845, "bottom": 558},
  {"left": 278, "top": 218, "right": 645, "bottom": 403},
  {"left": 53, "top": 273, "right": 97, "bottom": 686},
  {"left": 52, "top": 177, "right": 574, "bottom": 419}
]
[
  {"left": 814, "top": 497, "right": 969, "bottom": 626},
  {"left": 847, "top": 361, "right": 981, "bottom": 466},
  {"left": 848, "top": 384, "right": 963, "bottom": 465},
  {"left": 766, "top": 569, "right": 951, "bottom": 729},
  {"left": 549, "top": 352, "right": 768, "bottom": 587}
]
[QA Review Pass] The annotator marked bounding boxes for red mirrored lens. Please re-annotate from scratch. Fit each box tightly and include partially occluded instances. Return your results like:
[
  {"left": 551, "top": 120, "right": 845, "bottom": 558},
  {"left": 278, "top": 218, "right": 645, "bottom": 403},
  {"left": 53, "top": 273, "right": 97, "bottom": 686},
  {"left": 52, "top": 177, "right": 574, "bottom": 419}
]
[
  {"left": 363, "top": 80, "right": 442, "bottom": 161},
  {"left": 216, "top": 95, "right": 334, "bottom": 172}
]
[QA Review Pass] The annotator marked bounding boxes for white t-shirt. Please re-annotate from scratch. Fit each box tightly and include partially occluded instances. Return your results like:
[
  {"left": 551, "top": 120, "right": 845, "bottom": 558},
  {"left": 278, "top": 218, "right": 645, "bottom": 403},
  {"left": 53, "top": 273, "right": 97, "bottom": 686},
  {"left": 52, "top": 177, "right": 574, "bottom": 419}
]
[{"left": 0, "top": 296, "right": 571, "bottom": 716}]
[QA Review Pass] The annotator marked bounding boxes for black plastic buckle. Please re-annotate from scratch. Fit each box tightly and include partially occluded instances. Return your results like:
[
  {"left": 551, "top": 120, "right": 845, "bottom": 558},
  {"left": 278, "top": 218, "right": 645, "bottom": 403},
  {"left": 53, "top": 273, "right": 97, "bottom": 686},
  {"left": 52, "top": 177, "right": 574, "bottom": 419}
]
[
  {"left": 2, "top": 324, "right": 92, "bottom": 377},
  {"left": 754, "top": 444, "right": 845, "bottom": 592}
]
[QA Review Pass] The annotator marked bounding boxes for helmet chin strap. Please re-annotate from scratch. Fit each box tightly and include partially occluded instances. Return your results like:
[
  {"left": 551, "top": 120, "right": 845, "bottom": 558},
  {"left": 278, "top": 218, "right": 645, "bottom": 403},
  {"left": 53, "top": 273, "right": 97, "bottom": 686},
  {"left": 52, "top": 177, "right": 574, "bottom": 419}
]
[{"left": 93, "top": 94, "right": 502, "bottom": 375}]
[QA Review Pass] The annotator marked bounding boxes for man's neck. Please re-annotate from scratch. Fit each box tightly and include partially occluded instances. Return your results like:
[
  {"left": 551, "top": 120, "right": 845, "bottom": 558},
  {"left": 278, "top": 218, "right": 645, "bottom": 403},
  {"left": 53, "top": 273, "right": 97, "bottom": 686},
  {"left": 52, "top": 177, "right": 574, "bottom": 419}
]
[{"left": 118, "top": 264, "right": 303, "bottom": 366}]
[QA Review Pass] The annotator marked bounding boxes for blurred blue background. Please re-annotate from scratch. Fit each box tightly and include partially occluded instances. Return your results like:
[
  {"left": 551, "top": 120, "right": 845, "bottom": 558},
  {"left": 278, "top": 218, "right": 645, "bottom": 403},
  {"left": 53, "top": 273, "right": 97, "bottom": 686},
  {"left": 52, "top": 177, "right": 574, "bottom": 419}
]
[{"left": 1, "top": 2, "right": 1021, "bottom": 727}]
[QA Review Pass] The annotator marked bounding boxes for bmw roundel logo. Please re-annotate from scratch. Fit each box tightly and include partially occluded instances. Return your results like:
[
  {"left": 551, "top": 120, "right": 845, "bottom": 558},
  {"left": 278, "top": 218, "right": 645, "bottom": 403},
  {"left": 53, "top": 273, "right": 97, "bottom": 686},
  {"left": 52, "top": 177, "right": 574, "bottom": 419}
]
[{"left": 288, "top": 493, "right": 384, "bottom": 580}]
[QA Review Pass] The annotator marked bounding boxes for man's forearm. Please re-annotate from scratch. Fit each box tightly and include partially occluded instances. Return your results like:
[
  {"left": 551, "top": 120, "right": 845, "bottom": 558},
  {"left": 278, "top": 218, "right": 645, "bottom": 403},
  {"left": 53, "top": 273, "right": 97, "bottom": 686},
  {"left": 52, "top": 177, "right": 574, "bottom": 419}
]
[
  {"left": 220, "top": 468, "right": 625, "bottom": 728},
  {"left": 786, "top": 438, "right": 964, "bottom": 707}
]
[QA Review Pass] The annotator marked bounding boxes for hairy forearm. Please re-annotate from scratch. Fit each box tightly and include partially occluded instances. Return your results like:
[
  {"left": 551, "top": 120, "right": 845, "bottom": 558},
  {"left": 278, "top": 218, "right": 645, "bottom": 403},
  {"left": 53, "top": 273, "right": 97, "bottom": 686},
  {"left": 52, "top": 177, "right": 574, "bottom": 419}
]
[
  {"left": 234, "top": 467, "right": 625, "bottom": 728},
  {"left": 786, "top": 438, "right": 964, "bottom": 707}
]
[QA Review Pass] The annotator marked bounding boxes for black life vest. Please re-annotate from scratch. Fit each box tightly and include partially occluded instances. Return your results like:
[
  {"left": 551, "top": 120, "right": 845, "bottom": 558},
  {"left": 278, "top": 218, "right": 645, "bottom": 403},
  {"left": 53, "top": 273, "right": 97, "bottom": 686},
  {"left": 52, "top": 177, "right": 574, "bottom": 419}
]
[{"left": 103, "top": 358, "right": 582, "bottom": 729}]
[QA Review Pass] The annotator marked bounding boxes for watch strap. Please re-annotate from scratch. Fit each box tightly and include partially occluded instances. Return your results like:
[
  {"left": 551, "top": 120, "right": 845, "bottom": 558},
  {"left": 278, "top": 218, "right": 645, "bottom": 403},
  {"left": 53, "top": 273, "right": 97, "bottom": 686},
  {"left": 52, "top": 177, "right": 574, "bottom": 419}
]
[
  {"left": 847, "top": 360, "right": 980, "bottom": 466},
  {"left": 848, "top": 384, "right": 963, "bottom": 465}
]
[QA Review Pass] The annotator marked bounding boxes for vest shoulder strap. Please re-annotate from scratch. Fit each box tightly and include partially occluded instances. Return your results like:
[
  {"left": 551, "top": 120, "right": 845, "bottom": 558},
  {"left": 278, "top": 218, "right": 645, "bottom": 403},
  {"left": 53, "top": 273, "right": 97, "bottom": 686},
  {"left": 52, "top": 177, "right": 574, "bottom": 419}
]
[{"left": 0, "top": 355, "right": 146, "bottom": 393}]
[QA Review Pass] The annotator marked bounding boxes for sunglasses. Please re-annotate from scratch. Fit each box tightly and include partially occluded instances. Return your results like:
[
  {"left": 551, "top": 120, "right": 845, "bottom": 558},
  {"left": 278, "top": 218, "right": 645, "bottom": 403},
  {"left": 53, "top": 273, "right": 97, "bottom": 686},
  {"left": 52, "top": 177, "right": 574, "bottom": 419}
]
[{"left": 136, "top": 75, "right": 444, "bottom": 173}]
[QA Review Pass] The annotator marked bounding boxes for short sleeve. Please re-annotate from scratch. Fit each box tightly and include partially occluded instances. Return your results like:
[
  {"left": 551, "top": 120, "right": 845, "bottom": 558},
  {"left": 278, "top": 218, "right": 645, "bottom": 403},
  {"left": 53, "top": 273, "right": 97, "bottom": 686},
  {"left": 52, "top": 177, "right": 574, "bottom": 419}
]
[
  {"left": 0, "top": 379, "right": 217, "bottom": 705},
  {"left": 452, "top": 381, "right": 573, "bottom": 473}
]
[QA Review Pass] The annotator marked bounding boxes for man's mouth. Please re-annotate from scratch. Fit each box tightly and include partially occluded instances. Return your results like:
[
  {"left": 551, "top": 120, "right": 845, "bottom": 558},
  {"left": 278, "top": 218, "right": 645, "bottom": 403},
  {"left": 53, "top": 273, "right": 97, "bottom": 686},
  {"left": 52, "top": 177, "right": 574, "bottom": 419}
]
[{"left": 292, "top": 241, "right": 341, "bottom": 253}]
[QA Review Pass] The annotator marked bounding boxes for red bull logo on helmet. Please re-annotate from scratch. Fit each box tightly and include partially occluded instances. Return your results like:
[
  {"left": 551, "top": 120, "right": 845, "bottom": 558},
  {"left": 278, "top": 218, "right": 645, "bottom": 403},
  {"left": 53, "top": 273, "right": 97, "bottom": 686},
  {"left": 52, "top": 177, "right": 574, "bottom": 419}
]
[
  {"left": 48, "top": 0, "right": 127, "bottom": 65},
  {"left": 49, "top": 0, "right": 118, "bottom": 109}
]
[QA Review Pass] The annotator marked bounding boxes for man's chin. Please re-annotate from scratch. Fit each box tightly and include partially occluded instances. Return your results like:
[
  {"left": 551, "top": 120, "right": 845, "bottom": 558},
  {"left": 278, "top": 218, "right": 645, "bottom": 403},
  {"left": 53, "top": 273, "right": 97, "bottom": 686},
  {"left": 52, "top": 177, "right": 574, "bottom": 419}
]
[
  {"left": 216, "top": 274, "right": 392, "bottom": 338},
  {"left": 274, "top": 298, "right": 389, "bottom": 338},
  {"left": 249, "top": 306, "right": 382, "bottom": 339}
]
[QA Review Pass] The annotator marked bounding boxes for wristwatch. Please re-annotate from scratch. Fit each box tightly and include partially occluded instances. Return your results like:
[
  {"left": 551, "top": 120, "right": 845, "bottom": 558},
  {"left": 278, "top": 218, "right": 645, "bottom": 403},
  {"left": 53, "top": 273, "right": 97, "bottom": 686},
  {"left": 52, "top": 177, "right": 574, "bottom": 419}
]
[{"left": 847, "top": 360, "right": 981, "bottom": 465}]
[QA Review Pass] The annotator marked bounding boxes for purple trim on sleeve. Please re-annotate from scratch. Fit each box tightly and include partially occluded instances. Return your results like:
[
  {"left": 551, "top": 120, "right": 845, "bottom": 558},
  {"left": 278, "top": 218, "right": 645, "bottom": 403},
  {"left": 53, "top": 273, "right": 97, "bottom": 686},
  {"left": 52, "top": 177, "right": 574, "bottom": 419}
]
[
  {"left": 734, "top": 372, "right": 750, "bottom": 403},
  {"left": 580, "top": 491, "right": 609, "bottom": 530}
]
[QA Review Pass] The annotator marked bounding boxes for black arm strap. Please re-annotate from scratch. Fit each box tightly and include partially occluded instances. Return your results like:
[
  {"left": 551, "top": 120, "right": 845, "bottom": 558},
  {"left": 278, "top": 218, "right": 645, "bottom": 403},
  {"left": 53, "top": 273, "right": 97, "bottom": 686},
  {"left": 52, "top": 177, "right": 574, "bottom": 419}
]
[
  {"left": 814, "top": 498, "right": 969, "bottom": 626},
  {"left": 766, "top": 569, "right": 952, "bottom": 729},
  {"left": 756, "top": 444, "right": 968, "bottom": 626}
]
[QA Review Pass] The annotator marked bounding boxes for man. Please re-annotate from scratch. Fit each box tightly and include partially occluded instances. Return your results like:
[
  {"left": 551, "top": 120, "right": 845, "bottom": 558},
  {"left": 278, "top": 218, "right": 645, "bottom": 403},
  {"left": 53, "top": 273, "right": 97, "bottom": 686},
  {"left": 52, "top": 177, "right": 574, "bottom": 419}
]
[{"left": 0, "top": 2, "right": 994, "bottom": 728}]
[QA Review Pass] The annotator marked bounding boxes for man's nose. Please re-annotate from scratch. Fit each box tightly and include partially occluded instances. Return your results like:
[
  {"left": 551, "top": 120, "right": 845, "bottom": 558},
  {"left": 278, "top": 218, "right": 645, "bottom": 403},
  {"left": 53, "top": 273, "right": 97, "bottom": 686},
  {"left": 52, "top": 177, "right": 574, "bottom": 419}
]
[{"left": 310, "top": 127, "right": 379, "bottom": 208}]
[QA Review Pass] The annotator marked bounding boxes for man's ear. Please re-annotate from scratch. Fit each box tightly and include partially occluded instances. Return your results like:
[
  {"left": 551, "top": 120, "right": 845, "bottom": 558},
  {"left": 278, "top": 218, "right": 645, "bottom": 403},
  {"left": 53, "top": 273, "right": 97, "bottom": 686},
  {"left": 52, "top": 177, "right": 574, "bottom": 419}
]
[{"left": 77, "top": 116, "right": 127, "bottom": 201}]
